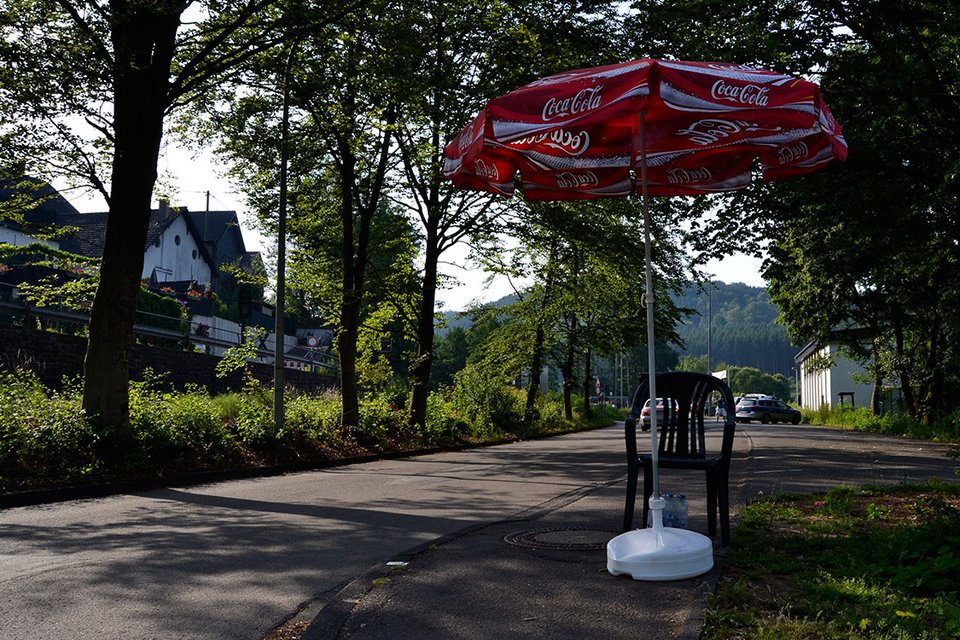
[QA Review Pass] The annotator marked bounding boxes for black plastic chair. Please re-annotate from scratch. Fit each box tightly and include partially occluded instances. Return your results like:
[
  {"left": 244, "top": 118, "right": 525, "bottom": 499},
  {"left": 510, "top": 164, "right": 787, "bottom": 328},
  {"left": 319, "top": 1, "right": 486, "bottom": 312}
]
[{"left": 622, "top": 372, "right": 737, "bottom": 546}]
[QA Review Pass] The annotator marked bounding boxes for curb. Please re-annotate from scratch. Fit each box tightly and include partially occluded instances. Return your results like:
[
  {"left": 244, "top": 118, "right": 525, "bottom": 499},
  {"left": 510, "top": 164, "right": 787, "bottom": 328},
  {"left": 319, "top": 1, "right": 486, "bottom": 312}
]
[{"left": 0, "top": 426, "right": 616, "bottom": 510}]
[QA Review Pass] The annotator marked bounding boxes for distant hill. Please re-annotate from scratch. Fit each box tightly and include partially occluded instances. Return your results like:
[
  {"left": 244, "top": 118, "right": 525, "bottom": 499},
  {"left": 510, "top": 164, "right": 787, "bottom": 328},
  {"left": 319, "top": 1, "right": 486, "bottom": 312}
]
[
  {"left": 674, "top": 282, "right": 797, "bottom": 377},
  {"left": 436, "top": 293, "right": 516, "bottom": 335},
  {"left": 437, "top": 283, "right": 797, "bottom": 376}
]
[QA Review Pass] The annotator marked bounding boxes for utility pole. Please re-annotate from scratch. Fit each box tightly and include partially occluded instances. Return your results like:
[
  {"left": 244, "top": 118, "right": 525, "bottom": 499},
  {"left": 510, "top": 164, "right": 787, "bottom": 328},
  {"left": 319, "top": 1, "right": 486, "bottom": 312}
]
[
  {"left": 273, "top": 43, "right": 297, "bottom": 435},
  {"left": 707, "top": 279, "right": 713, "bottom": 376}
]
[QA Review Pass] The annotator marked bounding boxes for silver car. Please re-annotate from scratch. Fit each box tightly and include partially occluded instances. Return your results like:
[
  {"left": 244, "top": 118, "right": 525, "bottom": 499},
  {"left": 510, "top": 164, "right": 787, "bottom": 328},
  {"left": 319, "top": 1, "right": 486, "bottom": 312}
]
[{"left": 640, "top": 397, "right": 679, "bottom": 431}]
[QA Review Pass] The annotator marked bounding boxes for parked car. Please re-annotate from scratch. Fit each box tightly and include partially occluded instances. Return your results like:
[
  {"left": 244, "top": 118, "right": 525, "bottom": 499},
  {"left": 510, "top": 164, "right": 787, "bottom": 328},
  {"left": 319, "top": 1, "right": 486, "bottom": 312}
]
[
  {"left": 735, "top": 398, "right": 801, "bottom": 424},
  {"left": 640, "top": 397, "right": 679, "bottom": 431}
]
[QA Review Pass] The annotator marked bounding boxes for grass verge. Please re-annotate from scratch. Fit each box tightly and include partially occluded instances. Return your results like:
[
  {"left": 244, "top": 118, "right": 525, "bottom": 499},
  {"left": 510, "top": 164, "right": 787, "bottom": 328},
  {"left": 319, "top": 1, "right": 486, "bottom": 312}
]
[{"left": 703, "top": 482, "right": 960, "bottom": 640}]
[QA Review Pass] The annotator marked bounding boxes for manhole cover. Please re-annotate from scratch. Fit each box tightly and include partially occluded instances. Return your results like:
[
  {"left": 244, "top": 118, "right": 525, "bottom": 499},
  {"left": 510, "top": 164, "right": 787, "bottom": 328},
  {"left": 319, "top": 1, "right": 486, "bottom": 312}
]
[{"left": 503, "top": 527, "right": 617, "bottom": 551}]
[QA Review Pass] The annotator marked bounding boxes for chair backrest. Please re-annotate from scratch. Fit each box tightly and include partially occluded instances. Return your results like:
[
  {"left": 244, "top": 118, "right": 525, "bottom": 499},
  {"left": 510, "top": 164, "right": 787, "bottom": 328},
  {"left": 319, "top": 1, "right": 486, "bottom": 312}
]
[{"left": 624, "top": 372, "right": 737, "bottom": 462}]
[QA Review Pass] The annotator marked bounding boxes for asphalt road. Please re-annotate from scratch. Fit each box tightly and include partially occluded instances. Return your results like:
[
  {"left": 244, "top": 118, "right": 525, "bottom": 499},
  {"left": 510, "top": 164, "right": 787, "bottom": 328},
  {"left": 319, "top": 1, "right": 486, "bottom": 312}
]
[
  {"left": 0, "top": 429, "right": 626, "bottom": 640},
  {"left": 1, "top": 423, "right": 956, "bottom": 640}
]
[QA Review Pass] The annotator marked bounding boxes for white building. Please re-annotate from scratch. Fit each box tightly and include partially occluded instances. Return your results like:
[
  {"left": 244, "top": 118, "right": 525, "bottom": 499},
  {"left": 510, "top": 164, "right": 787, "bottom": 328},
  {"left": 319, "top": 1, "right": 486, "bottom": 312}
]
[
  {"left": 794, "top": 340, "right": 874, "bottom": 410},
  {"left": 141, "top": 202, "right": 213, "bottom": 285}
]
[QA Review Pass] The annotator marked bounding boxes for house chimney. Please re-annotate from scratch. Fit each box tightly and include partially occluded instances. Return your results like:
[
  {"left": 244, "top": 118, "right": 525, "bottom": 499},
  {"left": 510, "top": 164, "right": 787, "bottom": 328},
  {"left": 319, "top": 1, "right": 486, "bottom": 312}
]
[{"left": 159, "top": 198, "right": 169, "bottom": 216}]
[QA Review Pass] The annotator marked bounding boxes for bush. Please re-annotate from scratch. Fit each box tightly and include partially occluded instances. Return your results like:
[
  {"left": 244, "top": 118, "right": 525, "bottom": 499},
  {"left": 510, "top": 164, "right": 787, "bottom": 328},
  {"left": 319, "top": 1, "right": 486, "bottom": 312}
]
[
  {"left": 128, "top": 377, "right": 238, "bottom": 472},
  {"left": 0, "top": 370, "right": 97, "bottom": 488},
  {"left": 0, "top": 365, "right": 613, "bottom": 493},
  {"left": 285, "top": 388, "right": 343, "bottom": 449},
  {"left": 450, "top": 364, "right": 525, "bottom": 437}
]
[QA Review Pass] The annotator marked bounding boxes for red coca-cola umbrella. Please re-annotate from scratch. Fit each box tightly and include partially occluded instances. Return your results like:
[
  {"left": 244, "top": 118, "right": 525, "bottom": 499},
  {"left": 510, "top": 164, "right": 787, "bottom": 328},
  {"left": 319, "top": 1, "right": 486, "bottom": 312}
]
[{"left": 442, "top": 58, "right": 845, "bottom": 580}]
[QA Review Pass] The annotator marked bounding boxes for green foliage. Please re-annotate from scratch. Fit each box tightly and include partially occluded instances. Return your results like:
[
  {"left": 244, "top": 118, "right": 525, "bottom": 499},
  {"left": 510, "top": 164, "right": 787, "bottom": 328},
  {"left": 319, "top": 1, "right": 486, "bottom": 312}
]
[
  {"left": 431, "top": 326, "right": 470, "bottom": 389},
  {"left": 128, "top": 376, "right": 237, "bottom": 472},
  {"left": 0, "top": 370, "right": 97, "bottom": 489},
  {"left": 704, "top": 483, "right": 960, "bottom": 640},
  {"left": 215, "top": 326, "right": 267, "bottom": 384},
  {"left": 450, "top": 363, "right": 525, "bottom": 438},
  {"left": 0, "top": 365, "right": 609, "bottom": 493},
  {"left": 136, "top": 286, "right": 189, "bottom": 332},
  {"left": 728, "top": 366, "right": 793, "bottom": 399}
]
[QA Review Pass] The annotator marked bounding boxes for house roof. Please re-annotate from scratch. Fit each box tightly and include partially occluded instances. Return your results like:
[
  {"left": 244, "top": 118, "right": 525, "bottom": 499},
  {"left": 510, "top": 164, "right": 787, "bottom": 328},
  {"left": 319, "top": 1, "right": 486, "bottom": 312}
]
[
  {"left": 794, "top": 327, "right": 875, "bottom": 365},
  {"left": 1, "top": 180, "right": 245, "bottom": 275},
  {"left": 57, "top": 203, "right": 216, "bottom": 270},
  {"left": 189, "top": 210, "right": 242, "bottom": 245},
  {"left": 56, "top": 212, "right": 109, "bottom": 257}
]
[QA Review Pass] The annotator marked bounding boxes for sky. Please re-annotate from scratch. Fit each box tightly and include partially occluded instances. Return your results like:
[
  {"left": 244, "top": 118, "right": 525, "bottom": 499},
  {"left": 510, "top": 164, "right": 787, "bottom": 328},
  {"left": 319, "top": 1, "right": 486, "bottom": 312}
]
[{"left": 61, "top": 144, "right": 766, "bottom": 311}]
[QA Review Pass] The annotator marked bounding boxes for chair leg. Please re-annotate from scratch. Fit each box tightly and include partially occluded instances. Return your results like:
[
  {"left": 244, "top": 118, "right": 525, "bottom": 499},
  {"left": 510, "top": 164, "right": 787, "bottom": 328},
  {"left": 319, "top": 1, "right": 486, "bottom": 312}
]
[
  {"left": 706, "top": 473, "right": 718, "bottom": 537},
  {"left": 719, "top": 472, "right": 731, "bottom": 546},
  {"left": 641, "top": 463, "right": 654, "bottom": 529},
  {"left": 623, "top": 463, "right": 639, "bottom": 532}
]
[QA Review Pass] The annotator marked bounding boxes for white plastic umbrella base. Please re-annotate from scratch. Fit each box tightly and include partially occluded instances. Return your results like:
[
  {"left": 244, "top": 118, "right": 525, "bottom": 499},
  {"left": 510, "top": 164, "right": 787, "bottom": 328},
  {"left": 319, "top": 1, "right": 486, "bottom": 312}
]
[{"left": 607, "top": 527, "right": 714, "bottom": 581}]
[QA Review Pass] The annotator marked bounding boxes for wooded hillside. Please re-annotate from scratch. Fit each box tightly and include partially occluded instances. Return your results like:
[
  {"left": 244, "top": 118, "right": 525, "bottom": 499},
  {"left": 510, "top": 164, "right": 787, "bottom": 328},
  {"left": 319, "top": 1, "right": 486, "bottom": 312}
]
[{"left": 674, "top": 282, "right": 796, "bottom": 377}]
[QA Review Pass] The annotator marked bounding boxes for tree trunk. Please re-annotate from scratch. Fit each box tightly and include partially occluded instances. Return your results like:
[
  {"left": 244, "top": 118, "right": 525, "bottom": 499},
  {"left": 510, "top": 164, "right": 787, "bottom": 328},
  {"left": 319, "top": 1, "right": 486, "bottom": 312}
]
[
  {"left": 919, "top": 314, "right": 944, "bottom": 424},
  {"left": 338, "top": 130, "right": 364, "bottom": 430},
  {"left": 408, "top": 221, "right": 439, "bottom": 429},
  {"left": 82, "top": 7, "right": 180, "bottom": 438},
  {"left": 339, "top": 299, "right": 361, "bottom": 428},
  {"left": 892, "top": 316, "right": 917, "bottom": 418},
  {"left": 524, "top": 324, "right": 546, "bottom": 427},
  {"left": 561, "top": 319, "right": 576, "bottom": 421},
  {"left": 582, "top": 347, "right": 593, "bottom": 420}
]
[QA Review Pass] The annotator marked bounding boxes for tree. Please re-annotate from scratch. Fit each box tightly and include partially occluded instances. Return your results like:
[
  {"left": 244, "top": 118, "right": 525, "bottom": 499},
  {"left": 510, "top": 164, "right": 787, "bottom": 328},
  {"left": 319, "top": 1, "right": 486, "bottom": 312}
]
[
  {"left": 206, "top": 0, "right": 413, "bottom": 429},
  {"left": 395, "top": 0, "right": 627, "bottom": 429},
  {"left": 625, "top": 0, "right": 959, "bottom": 420},
  {"left": 0, "top": 0, "right": 342, "bottom": 443},
  {"left": 727, "top": 366, "right": 791, "bottom": 400},
  {"left": 474, "top": 197, "right": 694, "bottom": 421}
]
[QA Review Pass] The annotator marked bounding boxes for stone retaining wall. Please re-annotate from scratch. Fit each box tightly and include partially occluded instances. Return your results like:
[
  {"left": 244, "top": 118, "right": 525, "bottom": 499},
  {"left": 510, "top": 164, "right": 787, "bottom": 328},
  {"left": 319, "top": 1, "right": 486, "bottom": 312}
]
[{"left": 0, "top": 324, "right": 336, "bottom": 395}]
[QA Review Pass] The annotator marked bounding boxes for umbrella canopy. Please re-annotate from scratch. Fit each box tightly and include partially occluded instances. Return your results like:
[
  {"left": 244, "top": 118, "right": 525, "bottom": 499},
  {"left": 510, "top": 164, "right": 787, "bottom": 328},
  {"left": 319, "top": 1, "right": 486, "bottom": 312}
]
[{"left": 443, "top": 58, "right": 846, "bottom": 199}]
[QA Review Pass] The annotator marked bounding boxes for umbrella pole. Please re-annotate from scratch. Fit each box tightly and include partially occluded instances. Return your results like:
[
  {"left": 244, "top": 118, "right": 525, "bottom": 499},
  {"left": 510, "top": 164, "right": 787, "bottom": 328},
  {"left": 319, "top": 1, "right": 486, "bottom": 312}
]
[{"left": 638, "top": 112, "right": 661, "bottom": 511}]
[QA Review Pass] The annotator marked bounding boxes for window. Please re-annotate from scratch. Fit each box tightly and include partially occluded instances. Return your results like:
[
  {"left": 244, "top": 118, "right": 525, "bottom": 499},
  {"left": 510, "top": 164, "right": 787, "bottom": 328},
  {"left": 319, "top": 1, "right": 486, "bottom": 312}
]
[
  {"left": 174, "top": 234, "right": 181, "bottom": 245},
  {"left": 192, "top": 249, "right": 198, "bottom": 259}
]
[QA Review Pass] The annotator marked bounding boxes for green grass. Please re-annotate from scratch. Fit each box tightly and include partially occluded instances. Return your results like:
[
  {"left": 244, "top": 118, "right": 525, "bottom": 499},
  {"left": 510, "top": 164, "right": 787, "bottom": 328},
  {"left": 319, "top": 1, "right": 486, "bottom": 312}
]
[
  {"left": 703, "top": 482, "right": 960, "bottom": 640},
  {"left": 802, "top": 405, "right": 960, "bottom": 445}
]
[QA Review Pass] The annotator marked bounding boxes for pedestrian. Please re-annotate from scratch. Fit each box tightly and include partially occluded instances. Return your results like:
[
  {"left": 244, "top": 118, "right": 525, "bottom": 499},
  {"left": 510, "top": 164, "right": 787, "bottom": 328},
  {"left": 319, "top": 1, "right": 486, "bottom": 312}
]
[{"left": 716, "top": 397, "right": 727, "bottom": 422}]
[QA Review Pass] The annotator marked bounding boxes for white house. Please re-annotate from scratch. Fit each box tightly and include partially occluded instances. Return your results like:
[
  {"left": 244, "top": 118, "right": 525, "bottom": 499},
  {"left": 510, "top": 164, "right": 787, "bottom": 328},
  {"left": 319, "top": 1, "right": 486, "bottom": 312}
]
[
  {"left": 794, "top": 339, "right": 874, "bottom": 410},
  {"left": 141, "top": 201, "right": 213, "bottom": 285}
]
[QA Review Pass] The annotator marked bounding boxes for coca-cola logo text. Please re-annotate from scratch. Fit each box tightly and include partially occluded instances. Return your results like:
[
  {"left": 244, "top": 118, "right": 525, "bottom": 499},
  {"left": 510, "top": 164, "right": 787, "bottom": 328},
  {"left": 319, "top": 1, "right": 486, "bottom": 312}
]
[
  {"left": 675, "top": 119, "right": 780, "bottom": 146},
  {"left": 542, "top": 86, "right": 603, "bottom": 121},
  {"left": 777, "top": 141, "right": 809, "bottom": 164},
  {"left": 556, "top": 171, "right": 598, "bottom": 188},
  {"left": 666, "top": 167, "right": 712, "bottom": 184},
  {"left": 513, "top": 129, "right": 591, "bottom": 156},
  {"left": 676, "top": 119, "right": 747, "bottom": 146},
  {"left": 457, "top": 119, "right": 482, "bottom": 152},
  {"left": 473, "top": 159, "right": 499, "bottom": 180},
  {"left": 710, "top": 80, "right": 770, "bottom": 107}
]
